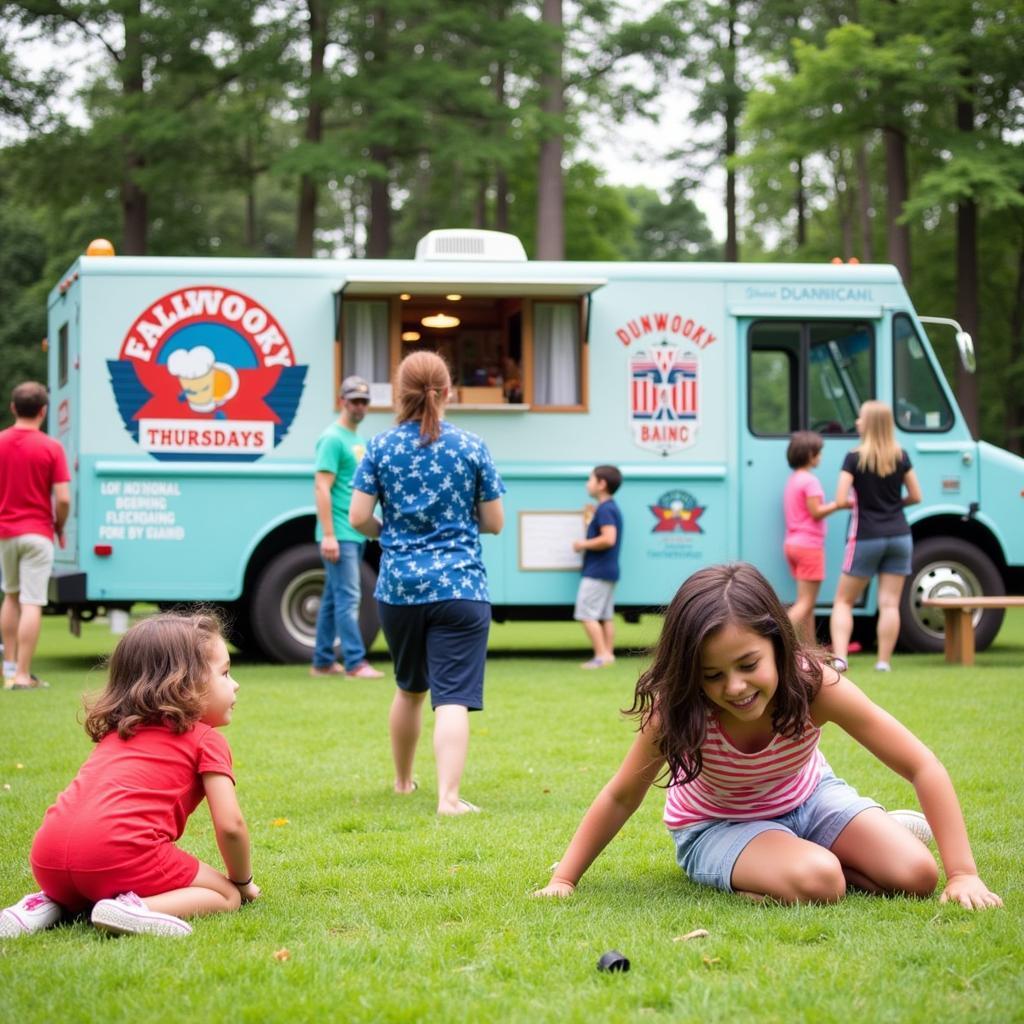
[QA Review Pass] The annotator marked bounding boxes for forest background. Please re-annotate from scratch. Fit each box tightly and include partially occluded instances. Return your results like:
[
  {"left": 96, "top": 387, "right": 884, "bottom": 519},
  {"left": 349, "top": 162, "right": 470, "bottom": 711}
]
[{"left": 1, "top": 0, "right": 1022, "bottom": 451}]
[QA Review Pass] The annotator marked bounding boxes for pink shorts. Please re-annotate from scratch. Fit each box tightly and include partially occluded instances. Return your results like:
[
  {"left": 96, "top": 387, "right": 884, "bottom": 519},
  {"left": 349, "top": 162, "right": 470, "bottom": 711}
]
[
  {"left": 784, "top": 543, "right": 825, "bottom": 582},
  {"left": 30, "top": 844, "right": 200, "bottom": 913}
]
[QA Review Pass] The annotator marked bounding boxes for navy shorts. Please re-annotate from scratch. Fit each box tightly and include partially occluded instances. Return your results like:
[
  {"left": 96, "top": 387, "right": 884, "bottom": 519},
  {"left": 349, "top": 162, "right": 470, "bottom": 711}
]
[
  {"left": 843, "top": 533, "right": 913, "bottom": 577},
  {"left": 378, "top": 599, "right": 491, "bottom": 710}
]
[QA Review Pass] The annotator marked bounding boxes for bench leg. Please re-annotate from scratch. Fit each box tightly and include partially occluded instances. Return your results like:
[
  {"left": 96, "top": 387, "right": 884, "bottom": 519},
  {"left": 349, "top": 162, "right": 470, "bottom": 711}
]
[
  {"left": 944, "top": 609, "right": 960, "bottom": 663},
  {"left": 956, "top": 609, "right": 976, "bottom": 666}
]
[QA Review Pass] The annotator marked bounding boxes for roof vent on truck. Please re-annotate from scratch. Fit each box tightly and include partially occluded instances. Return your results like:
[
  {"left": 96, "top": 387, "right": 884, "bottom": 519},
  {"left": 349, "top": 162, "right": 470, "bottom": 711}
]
[{"left": 415, "top": 229, "right": 528, "bottom": 263}]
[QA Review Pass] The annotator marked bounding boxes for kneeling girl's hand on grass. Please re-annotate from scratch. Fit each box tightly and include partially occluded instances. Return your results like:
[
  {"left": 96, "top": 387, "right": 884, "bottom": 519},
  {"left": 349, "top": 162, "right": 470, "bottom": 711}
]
[
  {"left": 940, "top": 873, "right": 1002, "bottom": 910},
  {"left": 237, "top": 880, "right": 261, "bottom": 903},
  {"left": 533, "top": 880, "right": 576, "bottom": 898}
]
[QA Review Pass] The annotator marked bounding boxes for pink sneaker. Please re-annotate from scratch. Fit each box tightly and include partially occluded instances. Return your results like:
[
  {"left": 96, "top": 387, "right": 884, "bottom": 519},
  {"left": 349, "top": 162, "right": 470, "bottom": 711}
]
[
  {"left": 346, "top": 662, "right": 384, "bottom": 679},
  {"left": 0, "top": 892, "right": 62, "bottom": 937},
  {"left": 91, "top": 892, "right": 192, "bottom": 937}
]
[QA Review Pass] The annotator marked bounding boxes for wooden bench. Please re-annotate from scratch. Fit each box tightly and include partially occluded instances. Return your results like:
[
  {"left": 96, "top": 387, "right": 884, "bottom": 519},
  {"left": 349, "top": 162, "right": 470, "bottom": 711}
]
[{"left": 921, "top": 596, "right": 1024, "bottom": 665}]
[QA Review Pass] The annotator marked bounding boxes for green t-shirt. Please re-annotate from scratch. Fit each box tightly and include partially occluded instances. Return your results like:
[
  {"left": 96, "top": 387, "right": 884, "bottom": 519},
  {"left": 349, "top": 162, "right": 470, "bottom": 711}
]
[{"left": 314, "top": 422, "right": 366, "bottom": 543}]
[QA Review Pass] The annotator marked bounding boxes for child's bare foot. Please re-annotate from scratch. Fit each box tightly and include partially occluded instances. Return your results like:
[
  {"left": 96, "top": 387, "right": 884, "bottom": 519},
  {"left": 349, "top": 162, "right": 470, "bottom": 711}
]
[
  {"left": 437, "top": 798, "right": 480, "bottom": 816},
  {"left": 394, "top": 780, "right": 418, "bottom": 794}
]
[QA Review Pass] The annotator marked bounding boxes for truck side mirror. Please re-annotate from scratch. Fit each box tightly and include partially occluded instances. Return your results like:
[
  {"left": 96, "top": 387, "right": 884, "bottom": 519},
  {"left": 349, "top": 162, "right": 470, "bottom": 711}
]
[{"left": 955, "top": 330, "right": 976, "bottom": 373}]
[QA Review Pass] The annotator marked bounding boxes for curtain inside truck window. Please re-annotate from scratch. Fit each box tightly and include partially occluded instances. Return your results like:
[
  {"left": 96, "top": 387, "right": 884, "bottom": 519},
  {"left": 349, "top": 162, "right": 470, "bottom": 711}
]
[
  {"left": 533, "top": 302, "right": 581, "bottom": 406},
  {"left": 893, "top": 313, "right": 953, "bottom": 432},
  {"left": 342, "top": 301, "right": 390, "bottom": 384}
]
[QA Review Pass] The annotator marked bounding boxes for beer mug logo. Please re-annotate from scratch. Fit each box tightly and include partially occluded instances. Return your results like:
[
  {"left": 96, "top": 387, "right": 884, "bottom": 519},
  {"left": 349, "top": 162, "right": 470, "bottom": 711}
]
[
  {"left": 109, "top": 286, "right": 307, "bottom": 462},
  {"left": 167, "top": 345, "right": 239, "bottom": 415}
]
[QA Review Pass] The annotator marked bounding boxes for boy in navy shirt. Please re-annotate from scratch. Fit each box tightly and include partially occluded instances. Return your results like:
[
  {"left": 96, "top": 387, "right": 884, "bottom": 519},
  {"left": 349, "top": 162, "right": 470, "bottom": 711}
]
[{"left": 572, "top": 465, "right": 623, "bottom": 669}]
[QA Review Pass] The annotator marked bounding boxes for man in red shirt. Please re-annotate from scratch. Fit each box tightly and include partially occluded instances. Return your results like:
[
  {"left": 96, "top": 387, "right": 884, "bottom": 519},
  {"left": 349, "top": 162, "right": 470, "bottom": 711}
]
[{"left": 0, "top": 382, "right": 71, "bottom": 690}]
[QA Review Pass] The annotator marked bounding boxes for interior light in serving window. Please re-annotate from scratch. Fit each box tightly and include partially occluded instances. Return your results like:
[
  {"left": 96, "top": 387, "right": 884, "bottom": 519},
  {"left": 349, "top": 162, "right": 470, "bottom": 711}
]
[
  {"left": 421, "top": 313, "right": 461, "bottom": 329},
  {"left": 400, "top": 293, "right": 411, "bottom": 301},
  {"left": 445, "top": 294, "right": 462, "bottom": 301},
  {"left": 401, "top": 331, "right": 422, "bottom": 342}
]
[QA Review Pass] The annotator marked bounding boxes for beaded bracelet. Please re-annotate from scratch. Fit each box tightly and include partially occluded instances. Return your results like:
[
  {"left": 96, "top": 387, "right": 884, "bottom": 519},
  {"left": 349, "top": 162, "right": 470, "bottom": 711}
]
[{"left": 230, "top": 874, "right": 253, "bottom": 886}]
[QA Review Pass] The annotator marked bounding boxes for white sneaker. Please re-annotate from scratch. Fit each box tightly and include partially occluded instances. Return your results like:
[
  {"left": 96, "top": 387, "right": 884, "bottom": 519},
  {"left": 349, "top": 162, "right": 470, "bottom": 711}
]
[
  {"left": 874, "top": 661, "right": 892, "bottom": 672},
  {"left": 888, "top": 809, "right": 934, "bottom": 845},
  {"left": 91, "top": 892, "right": 192, "bottom": 937},
  {"left": 0, "top": 892, "right": 62, "bottom": 937}
]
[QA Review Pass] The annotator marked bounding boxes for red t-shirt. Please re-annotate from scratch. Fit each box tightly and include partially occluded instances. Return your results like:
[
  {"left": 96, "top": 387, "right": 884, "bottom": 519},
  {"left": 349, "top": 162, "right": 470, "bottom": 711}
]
[
  {"left": 0, "top": 426, "right": 71, "bottom": 540},
  {"left": 30, "top": 723, "right": 234, "bottom": 871}
]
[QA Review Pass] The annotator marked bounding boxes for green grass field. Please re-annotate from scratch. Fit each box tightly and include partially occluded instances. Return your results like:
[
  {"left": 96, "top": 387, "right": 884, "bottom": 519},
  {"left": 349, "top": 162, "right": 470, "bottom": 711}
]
[{"left": 2, "top": 612, "right": 1022, "bottom": 1023}]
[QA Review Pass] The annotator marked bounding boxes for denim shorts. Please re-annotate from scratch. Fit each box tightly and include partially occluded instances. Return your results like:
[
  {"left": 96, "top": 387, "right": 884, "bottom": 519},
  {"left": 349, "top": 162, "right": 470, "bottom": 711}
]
[
  {"left": 843, "top": 533, "right": 913, "bottom": 577},
  {"left": 378, "top": 599, "right": 491, "bottom": 710},
  {"left": 669, "top": 771, "right": 880, "bottom": 893}
]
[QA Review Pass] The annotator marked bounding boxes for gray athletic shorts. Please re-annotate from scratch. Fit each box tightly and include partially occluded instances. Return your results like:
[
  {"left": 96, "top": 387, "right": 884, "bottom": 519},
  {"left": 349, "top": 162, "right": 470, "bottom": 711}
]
[
  {"left": 574, "top": 577, "right": 616, "bottom": 622},
  {"left": 0, "top": 534, "right": 55, "bottom": 606}
]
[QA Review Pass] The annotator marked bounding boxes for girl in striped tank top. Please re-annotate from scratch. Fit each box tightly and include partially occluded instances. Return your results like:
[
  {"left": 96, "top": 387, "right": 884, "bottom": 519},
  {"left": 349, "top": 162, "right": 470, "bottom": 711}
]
[{"left": 536, "top": 563, "right": 1001, "bottom": 910}]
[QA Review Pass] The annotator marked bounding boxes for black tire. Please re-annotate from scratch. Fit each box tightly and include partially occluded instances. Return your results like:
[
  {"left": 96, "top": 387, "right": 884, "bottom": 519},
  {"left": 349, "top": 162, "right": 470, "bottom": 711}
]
[
  {"left": 250, "top": 545, "right": 381, "bottom": 663},
  {"left": 898, "top": 537, "right": 1005, "bottom": 653}
]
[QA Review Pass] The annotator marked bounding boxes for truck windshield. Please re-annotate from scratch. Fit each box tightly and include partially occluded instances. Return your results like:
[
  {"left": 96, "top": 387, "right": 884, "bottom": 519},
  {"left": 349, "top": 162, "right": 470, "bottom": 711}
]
[{"left": 893, "top": 313, "right": 954, "bottom": 432}]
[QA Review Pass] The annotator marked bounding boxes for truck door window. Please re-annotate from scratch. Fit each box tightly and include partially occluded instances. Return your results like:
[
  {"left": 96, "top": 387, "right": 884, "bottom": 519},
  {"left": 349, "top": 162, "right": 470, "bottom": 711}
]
[
  {"left": 749, "top": 322, "right": 799, "bottom": 435},
  {"left": 807, "top": 322, "right": 871, "bottom": 434},
  {"left": 533, "top": 302, "right": 581, "bottom": 406},
  {"left": 58, "top": 322, "right": 69, "bottom": 388},
  {"left": 342, "top": 300, "right": 390, "bottom": 385},
  {"left": 748, "top": 320, "right": 873, "bottom": 436},
  {"left": 893, "top": 313, "right": 953, "bottom": 431}
]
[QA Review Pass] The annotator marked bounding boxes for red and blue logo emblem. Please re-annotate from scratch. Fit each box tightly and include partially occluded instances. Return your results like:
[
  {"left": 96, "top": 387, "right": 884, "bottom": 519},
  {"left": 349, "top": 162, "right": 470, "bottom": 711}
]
[
  {"left": 650, "top": 489, "right": 705, "bottom": 533},
  {"left": 629, "top": 341, "right": 699, "bottom": 455},
  {"left": 108, "top": 286, "right": 307, "bottom": 462}
]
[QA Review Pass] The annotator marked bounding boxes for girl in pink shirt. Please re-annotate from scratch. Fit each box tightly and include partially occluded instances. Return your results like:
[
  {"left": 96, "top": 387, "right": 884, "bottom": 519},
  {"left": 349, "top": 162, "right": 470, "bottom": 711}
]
[
  {"left": 783, "top": 431, "right": 838, "bottom": 644},
  {"left": 535, "top": 563, "right": 1001, "bottom": 910}
]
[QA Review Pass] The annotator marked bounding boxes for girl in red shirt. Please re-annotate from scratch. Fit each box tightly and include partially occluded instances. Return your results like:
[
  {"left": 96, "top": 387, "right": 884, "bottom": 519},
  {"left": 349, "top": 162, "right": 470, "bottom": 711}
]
[{"left": 0, "top": 612, "right": 260, "bottom": 938}]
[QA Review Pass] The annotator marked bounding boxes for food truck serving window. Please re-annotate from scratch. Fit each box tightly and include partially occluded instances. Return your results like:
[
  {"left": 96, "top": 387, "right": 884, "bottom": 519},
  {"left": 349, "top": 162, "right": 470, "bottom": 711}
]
[
  {"left": 748, "top": 320, "right": 874, "bottom": 437},
  {"left": 338, "top": 292, "right": 588, "bottom": 411}
]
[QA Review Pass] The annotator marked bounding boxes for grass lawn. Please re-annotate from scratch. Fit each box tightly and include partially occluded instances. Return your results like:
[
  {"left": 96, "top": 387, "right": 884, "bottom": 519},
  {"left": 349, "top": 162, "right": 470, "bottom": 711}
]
[{"left": 1, "top": 611, "right": 1022, "bottom": 1023}]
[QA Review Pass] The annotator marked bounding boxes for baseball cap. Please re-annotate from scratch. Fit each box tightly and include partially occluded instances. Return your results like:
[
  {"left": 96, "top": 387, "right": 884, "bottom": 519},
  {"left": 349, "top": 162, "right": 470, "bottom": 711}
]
[{"left": 340, "top": 375, "right": 371, "bottom": 400}]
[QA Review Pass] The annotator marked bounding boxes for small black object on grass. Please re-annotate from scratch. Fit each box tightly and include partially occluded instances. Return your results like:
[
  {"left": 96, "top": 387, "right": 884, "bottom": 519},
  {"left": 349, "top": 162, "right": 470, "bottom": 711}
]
[{"left": 597, "top": 950, "right": 630, "bottom": 973}]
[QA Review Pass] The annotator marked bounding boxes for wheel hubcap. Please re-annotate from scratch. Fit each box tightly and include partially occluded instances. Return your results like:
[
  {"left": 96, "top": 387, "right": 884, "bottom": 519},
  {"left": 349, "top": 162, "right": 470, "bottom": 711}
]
[
  {"left": 279, "top": 568, "right": 325, "bottom": 648},
  {"left": 909, "top": 560, "right": 984, "bottom": 639}
]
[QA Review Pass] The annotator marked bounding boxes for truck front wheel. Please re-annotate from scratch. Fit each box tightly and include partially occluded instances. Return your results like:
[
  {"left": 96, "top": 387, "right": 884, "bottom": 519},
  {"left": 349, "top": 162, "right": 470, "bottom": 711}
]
[
  {"left": 250, "top": 545, "right": 381, "bottom": 663},
  {"left": 898, "top": 537, "right": 1004, "bottom": 653}
]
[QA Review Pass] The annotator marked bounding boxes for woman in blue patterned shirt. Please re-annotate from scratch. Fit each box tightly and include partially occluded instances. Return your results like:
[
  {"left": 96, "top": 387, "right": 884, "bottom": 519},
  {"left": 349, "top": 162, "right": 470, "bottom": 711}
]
[{"left": 350, "top": 351, "right": 506, "bottom": 815}]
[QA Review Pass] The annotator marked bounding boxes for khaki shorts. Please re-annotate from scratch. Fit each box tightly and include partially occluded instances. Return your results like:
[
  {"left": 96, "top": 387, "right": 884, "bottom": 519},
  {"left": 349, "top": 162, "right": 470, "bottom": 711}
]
[
  {"left": 574, "top": 576, "right": 616, "bottom": 622},
  {"left": 0, "top": 534, "right": 55, "bottom": 606}
]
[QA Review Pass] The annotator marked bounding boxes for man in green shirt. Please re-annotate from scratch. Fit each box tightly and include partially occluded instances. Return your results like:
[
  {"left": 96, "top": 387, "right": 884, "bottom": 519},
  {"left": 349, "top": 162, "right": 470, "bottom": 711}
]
[{"left": 311, "top": 375, "right": 384, "bottom": 678}]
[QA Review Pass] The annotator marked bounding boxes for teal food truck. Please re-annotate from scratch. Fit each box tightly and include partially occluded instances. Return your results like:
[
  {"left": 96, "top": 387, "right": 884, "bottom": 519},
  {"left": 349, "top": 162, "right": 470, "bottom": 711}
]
[{"left": 46, "top": 229, "right": 1024, "bottom": 661}]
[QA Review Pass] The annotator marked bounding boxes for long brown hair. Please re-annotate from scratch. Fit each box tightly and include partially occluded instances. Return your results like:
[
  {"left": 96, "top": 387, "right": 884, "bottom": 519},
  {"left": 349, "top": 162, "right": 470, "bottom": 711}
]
[
  {"left": 628, "top": 563, "right": 824, "bottom": 786},
  {"left": 83, "top": 611, "right": 224, "bottom": 741},
  {"left": 395, "top": 350, "right": 451, "bottom": 445},
  {"left": 856, "top": 400, "right": 902, "bottom": 476}
]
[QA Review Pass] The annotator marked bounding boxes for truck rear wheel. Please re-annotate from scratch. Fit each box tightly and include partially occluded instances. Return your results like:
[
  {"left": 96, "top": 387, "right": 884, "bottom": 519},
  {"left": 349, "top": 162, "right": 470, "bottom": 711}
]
[
  {"left": 898, "top": 537, "right": 1004, "bottom": 653},
  {"left": 250, "top": 545, "right": 381, "bottom": 663}
]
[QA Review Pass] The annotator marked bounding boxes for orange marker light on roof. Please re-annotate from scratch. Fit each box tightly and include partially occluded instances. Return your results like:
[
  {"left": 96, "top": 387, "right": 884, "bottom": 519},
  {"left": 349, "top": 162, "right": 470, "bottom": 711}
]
[
  {"left": 848, "top": 257, "right": 860, "bottom": 265},
  {"left": 831, "top": 257, "right": 843, "bottom": 265},
  {"left": 86, "top": 238, "right": 116, "bottom": 256}
]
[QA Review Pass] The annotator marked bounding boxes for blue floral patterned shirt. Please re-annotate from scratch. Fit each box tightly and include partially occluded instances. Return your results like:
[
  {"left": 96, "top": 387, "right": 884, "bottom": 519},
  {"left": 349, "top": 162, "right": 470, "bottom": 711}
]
[{"left": 353, "top": 421, "right": 506, "bottom": 605}]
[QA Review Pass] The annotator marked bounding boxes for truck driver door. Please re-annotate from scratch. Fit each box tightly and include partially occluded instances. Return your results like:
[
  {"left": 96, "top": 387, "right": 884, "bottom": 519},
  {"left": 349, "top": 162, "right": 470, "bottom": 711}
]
[{"left": 740, "top": 319, "right": 875, "bottom": 608}]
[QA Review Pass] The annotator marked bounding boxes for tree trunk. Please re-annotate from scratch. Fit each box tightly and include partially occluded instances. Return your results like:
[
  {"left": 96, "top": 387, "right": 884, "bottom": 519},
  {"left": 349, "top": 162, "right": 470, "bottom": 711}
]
[
  {"left": 121, "top": 3, "right": 148, "bottom": 255},
  {"left": 883, "top": 126, "right": 910, "bottom": 282},
  {"left": 494, "top": 37, "right": 509, "bottom": 233},
  {"left": 794, "top": 158, "right": 806, "bottom": 248},
  {"left": 855, "top": 140, "right": 874, "bottom": 262},
  {"left": 723, "top": 5, "right": 739, "bottom": 262},
  {"left": 1005, "top": 226, "right": 1024, "bottom": 455},
  {"left": 367, "top": 144, "right": 392, "bottom": 258},
  {"left": 536, "top": 0, "right": 564, "bottom": 260},
  {"left": 954, "top": 81, "right": 979, "bottom": 437},
  {"left": 296, "top": 0, "right": 327, "bottom": 258}
]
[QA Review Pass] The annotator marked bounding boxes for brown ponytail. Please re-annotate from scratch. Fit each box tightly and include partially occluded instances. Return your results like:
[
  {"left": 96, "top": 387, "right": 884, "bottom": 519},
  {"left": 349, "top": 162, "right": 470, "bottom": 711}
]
[{"left": 395, "top": 350, "right": 451, "bottom": 445}]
